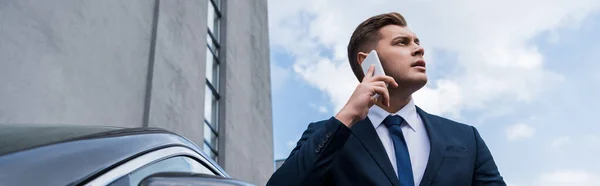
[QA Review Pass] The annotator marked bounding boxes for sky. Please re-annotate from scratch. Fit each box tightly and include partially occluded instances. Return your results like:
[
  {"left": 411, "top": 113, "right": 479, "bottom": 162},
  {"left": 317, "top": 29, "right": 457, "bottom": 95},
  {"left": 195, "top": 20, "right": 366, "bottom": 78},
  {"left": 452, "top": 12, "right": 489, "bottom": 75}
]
[{"left": 268, "top": 0, "right": 600, "bottom": 185}]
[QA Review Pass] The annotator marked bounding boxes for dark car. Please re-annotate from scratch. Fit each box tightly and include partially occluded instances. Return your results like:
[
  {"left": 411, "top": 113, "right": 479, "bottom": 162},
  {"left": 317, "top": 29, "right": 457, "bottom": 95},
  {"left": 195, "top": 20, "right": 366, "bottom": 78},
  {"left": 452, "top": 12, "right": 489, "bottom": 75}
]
[{"left": 0, "top": 125, "right": 254, "bottom": 186}]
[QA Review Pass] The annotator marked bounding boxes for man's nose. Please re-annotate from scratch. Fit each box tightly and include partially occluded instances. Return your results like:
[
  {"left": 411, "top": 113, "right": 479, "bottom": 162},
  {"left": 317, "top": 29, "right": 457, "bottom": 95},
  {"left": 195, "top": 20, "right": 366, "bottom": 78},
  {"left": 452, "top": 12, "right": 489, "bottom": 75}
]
[{"left": 412, "top": 45, "right": 425, "bottom": 57}]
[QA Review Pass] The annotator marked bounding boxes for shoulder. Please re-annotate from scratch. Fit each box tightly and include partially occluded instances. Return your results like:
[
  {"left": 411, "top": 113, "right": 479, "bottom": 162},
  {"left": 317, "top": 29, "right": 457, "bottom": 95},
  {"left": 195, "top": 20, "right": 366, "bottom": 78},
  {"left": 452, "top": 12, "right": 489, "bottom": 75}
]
[
  {"left": 417, "top": 107, "right": 476, "bottom": 134},
  {"left": 420, "top": 110, "right": 486, "bottom": 146},
  {"left": 429, "top": 113, "right": 472, "bottom": 129}
]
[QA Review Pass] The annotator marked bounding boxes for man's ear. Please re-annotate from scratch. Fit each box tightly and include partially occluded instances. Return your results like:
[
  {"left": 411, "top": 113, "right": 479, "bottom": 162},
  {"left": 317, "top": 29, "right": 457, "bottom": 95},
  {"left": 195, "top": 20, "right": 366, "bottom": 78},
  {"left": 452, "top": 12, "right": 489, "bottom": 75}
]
[{"left": 357, "top": 51, "right": 369, "bottom": 66}]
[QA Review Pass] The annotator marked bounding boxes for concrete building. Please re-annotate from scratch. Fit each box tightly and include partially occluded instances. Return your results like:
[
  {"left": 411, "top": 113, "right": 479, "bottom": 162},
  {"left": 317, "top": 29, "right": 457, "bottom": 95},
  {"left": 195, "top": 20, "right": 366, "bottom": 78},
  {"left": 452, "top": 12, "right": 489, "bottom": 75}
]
[{"left": 0, "top": 0, "right": 272, "bottom": 185}]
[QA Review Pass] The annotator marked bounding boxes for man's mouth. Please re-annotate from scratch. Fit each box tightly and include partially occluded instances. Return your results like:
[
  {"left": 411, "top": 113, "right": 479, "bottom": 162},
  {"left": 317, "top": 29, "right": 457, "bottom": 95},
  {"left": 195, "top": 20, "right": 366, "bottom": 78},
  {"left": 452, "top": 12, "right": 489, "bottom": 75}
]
[{"left": 411, "top": 60, "right": 426, "bottom": 68}]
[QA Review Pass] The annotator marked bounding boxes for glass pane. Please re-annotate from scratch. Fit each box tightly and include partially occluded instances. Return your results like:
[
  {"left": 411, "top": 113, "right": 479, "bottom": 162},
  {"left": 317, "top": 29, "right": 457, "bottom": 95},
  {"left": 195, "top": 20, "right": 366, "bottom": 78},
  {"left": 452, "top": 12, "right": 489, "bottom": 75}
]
[
  {"left": 204, "top": 122, "right": 218, "bottom": 148},
  {"left": 203, "top": 141, "right": 218, "bottom": 161},
  {"left": 108, "top": 156, "right": 216, "bottom": 186},
  {"left": 213, "top": 63, "right": 219, "bottom": 87},
  {"left": 207, "top": 1, "right": 219, "bottom": 40},
  {"left": 204, "top": 85, "right": 218, "bottom": 126},
  {"left": 205, "top": 48, "right": 219, "bottom": 87},
  {"left": 202, "top": 142, "right": 211, "bottom": 157},
  {"left": 207, "top": 34, "right": 219, "bottom": 53},
  {"left": 205, "top": 48, "right": 214, "bottom": 85},
  {"left": 207, "top": 3, "right": 214, "bottom": 33},
  {"left": 204, "top": 85, "right": 214, "bottom": 124}
]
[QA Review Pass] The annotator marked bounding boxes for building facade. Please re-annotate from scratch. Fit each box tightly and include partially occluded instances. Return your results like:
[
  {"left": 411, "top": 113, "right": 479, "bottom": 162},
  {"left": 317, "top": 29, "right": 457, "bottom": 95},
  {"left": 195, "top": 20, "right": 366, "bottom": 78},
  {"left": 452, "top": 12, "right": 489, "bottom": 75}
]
[{"left": 0, "top": 0, "right": 273, "bottom": 185}]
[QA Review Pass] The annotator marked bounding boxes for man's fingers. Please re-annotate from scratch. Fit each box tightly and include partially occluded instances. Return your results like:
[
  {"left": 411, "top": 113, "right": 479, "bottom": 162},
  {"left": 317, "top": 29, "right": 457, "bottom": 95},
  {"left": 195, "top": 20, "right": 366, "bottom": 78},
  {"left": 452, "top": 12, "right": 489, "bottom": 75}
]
[
  {"left": 372, "top": 86, "right": 390, "bottom": 107},
  {"left": 371, "top": 81, "right": 387, "bottom": 88},
  {"left": 362, "top": 64, "right": 375, "bottom": 82},
  {"left": 370, "top": 96, "right": 378, "bottom": 106},
  {"left": 371, "top": 75, "right": 398, "bottom": 87}
]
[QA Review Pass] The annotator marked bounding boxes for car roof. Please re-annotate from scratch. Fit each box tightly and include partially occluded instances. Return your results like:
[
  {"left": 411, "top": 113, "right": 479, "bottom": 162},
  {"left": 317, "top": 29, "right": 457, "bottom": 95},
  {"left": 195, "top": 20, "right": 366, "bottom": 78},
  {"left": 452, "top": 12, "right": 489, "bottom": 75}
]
[
  {"left": 0, "top": 125, "right": 226, "bottom": 186},
  {"left": 0, "top": 124, "right": 124, "bottom": 156}
]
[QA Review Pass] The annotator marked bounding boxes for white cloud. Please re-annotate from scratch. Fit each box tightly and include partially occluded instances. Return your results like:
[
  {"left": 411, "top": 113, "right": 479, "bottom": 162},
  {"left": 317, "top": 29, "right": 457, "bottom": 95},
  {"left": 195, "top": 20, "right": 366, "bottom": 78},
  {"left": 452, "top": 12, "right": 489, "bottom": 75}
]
[
  {"left": 268, "top": 0, "right": 600, "bottom": 117},
  {"left": 318, "top": 106, "right": 328, "bottom": 114},
  {"left": 286, "top": 140, "right": 296, "bottom": 150},
  {"left": 547, "top": 30, "right": 561, "bottom": 44},
  {"left": 309, "top": 103, "right": 331, "bottom": 114},
  {"left": 298, "top": 61, "right": 357, "bottom": 112},
  {"left": 582, "top": 135, "right": 600, "bottom": 148},
  {"left": 473, "top": 106, "right": 515, "bottom": 126},
  {"left": 413, "top": 80, "right": 463, "bottom": 119},
  {"left": 536, "top": 170, "right": 600, "bottom": 186},
  {"left": 506, "top": 123, "right": 536, "bottom": 141},
  {"left": 550, "top": 136, "right": 571, "bottom": 148},
  {"left": 585, "top": 135, "right": 600, "bottom": 141}
]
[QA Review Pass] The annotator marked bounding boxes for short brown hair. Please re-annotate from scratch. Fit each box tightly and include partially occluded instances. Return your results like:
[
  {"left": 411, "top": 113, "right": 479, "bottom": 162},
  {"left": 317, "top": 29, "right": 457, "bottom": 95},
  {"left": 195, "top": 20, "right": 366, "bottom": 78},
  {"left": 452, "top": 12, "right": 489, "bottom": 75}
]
[{"left": 347, "top": 12, "right": 407, "bottom": 81}]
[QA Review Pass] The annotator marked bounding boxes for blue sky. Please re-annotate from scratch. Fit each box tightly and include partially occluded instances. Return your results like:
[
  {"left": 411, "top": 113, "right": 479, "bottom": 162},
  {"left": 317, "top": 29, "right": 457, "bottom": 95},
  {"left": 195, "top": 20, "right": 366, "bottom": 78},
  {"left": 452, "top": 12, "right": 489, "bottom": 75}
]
[{"left": 268, "top": 0, "right": 600, "bottom": 185}]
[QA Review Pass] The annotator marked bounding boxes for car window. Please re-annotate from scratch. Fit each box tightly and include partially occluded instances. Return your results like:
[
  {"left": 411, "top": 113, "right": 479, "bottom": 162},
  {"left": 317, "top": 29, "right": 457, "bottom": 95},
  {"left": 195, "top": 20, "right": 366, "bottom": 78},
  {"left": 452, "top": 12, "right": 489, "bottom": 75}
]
[{"left": 108, "top": 156, "right": 216, "bottom": 186}]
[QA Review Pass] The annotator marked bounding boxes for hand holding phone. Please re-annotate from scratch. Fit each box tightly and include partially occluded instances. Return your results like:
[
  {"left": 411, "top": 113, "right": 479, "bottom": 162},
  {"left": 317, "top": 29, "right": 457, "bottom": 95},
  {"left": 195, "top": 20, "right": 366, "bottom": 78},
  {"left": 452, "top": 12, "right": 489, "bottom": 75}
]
[
  {"left": 360, "top": 50, "right": 388, "bottom": 98},
  {"left": 334, "top": 50, "right": 398, "bottom": 128}
]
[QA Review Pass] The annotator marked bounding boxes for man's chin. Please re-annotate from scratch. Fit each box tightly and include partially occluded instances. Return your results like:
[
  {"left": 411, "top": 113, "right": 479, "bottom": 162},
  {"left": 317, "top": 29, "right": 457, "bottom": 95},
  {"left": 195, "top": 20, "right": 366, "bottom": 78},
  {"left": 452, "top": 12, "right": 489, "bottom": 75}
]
[
  {"left": 393, "top": 76, "right": 427, "bottom": 94},
  {"left": 412, "top": 78, "right": 427, "bottom": 89},
  {"left": 407, "top": 72, "right": 427, "bottom": 83},
  {"left": 407, "top": 75, "right": 428, "bottom": 90}
]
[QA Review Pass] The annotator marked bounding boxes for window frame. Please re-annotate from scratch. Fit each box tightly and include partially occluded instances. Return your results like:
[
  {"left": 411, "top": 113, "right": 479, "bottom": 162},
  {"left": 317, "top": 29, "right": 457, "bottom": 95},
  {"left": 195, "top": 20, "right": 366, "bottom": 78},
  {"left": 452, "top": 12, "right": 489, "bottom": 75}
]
[{"left": 204, "top": 0, "right": 224, "bottom": 163}]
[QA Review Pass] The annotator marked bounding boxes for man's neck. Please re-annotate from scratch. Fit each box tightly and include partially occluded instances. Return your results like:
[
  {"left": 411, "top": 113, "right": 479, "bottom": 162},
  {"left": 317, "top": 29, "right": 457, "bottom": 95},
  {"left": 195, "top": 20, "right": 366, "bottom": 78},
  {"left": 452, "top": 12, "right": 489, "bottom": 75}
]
[{"left": 375, "top": 94, "right": 412, "bottom": 114}]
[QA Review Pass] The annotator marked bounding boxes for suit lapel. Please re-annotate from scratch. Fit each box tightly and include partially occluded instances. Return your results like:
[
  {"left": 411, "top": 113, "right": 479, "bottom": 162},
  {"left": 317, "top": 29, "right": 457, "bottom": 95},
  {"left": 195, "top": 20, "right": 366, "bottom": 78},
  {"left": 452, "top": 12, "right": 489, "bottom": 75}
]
[
  {"left": 351, "top": 118, "right": 400, "bottom": 186},
  {"left": 417, "top": 107, "right": 446, "bottom": 186}
]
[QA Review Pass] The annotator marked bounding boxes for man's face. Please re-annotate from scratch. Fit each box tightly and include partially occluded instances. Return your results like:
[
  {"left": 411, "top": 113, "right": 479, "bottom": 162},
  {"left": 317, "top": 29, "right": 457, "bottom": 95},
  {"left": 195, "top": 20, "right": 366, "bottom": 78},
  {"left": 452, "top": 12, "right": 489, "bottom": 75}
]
[{"left": 373, "top": 25, "right": 427, "bottom": 90}]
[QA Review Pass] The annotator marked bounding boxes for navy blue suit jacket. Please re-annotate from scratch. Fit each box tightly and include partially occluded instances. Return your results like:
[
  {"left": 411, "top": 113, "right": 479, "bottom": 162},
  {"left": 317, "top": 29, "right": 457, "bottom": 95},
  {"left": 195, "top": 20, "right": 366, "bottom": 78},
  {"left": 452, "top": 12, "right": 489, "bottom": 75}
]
[{"left": 267, "top": 107, "right": 506, "bottom": 186}]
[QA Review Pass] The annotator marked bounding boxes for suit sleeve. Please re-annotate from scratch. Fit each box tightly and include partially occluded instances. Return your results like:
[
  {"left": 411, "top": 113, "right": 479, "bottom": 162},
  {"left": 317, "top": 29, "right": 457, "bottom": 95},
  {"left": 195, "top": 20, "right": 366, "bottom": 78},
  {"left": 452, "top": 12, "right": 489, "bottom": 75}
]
[
  {"left": 267, "top": 117, "right": 352, "bottom": 186},
  {"left": 471, "top": 126, "right": 507, "bottom": 186}
]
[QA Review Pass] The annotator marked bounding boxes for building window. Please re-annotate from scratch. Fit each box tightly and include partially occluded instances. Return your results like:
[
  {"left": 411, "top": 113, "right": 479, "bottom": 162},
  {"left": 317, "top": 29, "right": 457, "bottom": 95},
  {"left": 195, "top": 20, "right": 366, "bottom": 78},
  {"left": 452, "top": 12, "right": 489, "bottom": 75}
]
[{"left": 204, "top": 0, "right": 222, "bottom": 162}]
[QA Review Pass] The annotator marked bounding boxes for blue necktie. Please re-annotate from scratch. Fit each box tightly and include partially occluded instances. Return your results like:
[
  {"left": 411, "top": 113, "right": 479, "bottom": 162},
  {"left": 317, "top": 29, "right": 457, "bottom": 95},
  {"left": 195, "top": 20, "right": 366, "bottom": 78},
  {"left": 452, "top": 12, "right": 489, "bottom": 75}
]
[{"left": 383, "top": 115, "right": 415, "bottom": 186}]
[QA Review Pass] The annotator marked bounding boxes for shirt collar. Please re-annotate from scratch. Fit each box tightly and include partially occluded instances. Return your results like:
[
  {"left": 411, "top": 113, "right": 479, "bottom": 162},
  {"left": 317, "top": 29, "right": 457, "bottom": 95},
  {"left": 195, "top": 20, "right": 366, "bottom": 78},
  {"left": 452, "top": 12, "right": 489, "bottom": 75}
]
[{"left": 368, "top": 99, "right": 418, "bottom": 132}]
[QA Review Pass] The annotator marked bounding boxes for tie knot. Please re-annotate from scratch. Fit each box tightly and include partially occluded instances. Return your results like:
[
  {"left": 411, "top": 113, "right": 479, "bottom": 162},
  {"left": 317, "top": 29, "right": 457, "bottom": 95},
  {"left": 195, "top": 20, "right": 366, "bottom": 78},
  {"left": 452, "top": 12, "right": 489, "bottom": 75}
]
[{"left": 382, "top": 115, "right": 405, "bottom": 127}]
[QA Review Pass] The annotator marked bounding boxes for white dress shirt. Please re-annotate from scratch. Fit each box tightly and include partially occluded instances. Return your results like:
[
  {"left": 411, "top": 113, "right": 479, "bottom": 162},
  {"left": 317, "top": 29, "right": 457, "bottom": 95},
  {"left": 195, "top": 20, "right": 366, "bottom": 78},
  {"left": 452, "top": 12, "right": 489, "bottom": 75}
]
[{"left": 367, "top": 99, "right": 430, "bottom": 186}]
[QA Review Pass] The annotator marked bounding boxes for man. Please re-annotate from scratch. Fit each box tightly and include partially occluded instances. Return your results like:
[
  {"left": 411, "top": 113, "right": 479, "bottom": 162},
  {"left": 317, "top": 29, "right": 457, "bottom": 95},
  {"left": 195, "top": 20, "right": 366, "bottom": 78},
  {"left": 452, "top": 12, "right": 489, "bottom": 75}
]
[{"left": 267, "top": 12, "right": 506, "bottom": 186}]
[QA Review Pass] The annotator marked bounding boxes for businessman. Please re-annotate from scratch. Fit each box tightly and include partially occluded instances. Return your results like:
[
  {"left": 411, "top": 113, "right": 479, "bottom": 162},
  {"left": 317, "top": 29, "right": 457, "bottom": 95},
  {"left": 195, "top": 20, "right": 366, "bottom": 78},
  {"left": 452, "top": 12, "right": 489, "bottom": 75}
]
[{"left": 267, "top": 12, "right": 506, "bottom": 186}]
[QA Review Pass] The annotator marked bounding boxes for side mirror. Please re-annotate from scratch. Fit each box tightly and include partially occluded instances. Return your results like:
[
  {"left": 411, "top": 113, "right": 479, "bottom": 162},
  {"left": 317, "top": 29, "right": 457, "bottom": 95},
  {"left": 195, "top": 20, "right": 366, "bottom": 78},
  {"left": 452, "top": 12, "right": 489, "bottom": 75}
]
[{"left": 139, "top": 172, "right": 255, "bottom": 186}]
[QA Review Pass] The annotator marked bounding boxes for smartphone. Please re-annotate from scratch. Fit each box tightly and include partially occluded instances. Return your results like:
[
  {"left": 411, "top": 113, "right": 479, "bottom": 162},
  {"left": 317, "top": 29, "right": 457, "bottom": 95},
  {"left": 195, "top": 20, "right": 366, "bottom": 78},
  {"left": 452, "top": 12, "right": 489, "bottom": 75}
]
[
  {"left": 360, "top": 50, "right": 386, "bottom": 78},
  {"left": 360, "top": 50, "right": 387, "bottom": 98}
]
